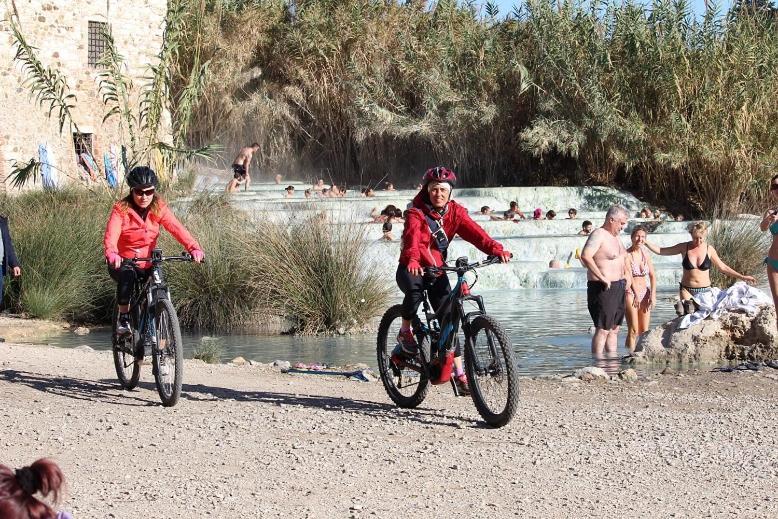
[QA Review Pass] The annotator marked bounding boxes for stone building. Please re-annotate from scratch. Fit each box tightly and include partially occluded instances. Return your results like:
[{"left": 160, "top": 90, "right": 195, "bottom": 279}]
[{"left": 0, "top": 0, "right": 168, "bottom": 192}]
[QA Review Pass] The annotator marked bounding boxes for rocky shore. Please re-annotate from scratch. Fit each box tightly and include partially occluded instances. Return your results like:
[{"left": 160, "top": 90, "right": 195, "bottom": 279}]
[
  {"left": 1, "top": 342, "right": 777, "bottom": 518},
  {"left": 635, "top": 305, "right": 778, "bottom": 364}
]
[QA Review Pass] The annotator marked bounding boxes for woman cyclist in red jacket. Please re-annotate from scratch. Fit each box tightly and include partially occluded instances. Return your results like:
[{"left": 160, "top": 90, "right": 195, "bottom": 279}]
[
  {"left": 395, "top": 167, "right": 512, "bottom": 394},
  {"left": 103, "top": 167, "right": 204, "bottom": 335}
]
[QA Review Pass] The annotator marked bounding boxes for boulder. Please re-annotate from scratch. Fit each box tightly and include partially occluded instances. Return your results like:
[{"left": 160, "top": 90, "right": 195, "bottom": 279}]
[
  {"left": 574, "top": 366, "right": 609, "bottom": 381},
  {"left": 73, "top": 326, "right": 90, "bottom": 335},
  {"left": 618, "top": 368, "right": 638, "bottom": 382},
  {"left": 634, "top": 306, "right": 778, "bottom": 364},
  {"left": 231, "top": 356, "right": 247, "bottom": 366},
  {"left": 273, "top": 360, "right": 291, "bottom": 371}
]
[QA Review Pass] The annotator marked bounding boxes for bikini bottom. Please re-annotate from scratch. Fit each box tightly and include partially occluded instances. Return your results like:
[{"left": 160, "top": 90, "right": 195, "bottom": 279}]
[
  {"left": 679, "top": 283, "right": 711, "bottom": 298},
  {"left": 627, "top": 284, "right": 650, "bottom": 303},
  {"left": 765, "top": 257, "right": 778, "bottom": 271}
]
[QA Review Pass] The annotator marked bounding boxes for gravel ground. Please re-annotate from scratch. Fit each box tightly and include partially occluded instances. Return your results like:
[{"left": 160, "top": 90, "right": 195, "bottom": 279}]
[{"left": 1, "top": 342, "right": 777, "bottom": 518}]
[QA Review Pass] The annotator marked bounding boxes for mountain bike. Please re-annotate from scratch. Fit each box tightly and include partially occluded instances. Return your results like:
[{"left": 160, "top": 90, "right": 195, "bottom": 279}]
[
  {"left": 112, "top": 248, "right": 192, "bottom": 407},
  {"left": 376, "top": 255, "right": 519, "bottom": 428}
]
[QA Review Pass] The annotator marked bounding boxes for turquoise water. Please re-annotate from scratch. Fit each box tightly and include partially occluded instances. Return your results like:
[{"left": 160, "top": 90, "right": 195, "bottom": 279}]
[{"left": 20, "top": 288, "right": 681, "bottom": 377}]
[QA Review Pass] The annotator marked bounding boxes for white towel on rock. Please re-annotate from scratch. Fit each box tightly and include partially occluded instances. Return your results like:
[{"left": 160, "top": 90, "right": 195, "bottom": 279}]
[{"left": 678, "top": 282, "right": 772, "bottom": 330}]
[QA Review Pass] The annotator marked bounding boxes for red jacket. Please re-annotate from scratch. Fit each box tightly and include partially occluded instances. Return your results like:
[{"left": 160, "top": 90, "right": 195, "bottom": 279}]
[
  {"left": 399, "top": 192, "right": 504, "bottom": 270},
  {"left": 103, "top": 200, "right": 200, "bottom": 267}
]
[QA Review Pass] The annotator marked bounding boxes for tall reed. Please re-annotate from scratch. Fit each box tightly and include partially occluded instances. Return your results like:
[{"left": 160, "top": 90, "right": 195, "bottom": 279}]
[{"left": 177, "top": 0, "right": 778, "bottom": 216}]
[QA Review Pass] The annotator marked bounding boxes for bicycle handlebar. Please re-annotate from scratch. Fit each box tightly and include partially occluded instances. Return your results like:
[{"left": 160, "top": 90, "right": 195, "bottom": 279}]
[
  {"left": 424, "top": 254, "right": 511, "bottom": 275},
  {"left": 122, "top": 252, "right": 196, "bottom": 265}
]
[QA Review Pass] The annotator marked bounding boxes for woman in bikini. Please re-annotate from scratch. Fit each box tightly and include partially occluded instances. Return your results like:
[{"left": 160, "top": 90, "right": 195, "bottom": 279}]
[
  {"left": 624, "top": 226, "right": 656, "bottom": 351},
  {"left": 760, "top": 174, "right": 778, "bottom": 330},
  {"left": 644, "top": 221, "right": 756, "bottom": 315}
]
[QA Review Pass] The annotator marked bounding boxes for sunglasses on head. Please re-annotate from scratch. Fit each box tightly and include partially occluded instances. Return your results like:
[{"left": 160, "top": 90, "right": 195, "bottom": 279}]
[{"left": 132, "top": 187, "right": 155, "bottom": 197}]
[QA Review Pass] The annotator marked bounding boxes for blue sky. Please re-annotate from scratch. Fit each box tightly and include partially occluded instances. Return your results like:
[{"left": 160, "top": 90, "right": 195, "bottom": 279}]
[{"left": 480, "top": 0, "right": 733, "bottom": 18}]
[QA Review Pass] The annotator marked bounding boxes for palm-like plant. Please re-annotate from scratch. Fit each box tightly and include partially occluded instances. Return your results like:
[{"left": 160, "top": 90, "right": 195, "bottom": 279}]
[{"left": 6, "top": 1, "right": 216, "bottom": 189}]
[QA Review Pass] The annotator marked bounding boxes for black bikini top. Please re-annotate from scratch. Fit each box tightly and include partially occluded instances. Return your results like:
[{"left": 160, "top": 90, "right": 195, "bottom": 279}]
[{"left": 682, "top": 244, "right": 711, "bottom": 271}]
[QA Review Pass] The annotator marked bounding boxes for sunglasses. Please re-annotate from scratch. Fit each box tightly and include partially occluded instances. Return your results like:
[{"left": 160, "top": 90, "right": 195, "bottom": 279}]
[
  {"left": 132, "top": 187, "right": 155, "bottom": 197},
  {"left": 771, "top": 184, "right": 778, "bottom": 191}
]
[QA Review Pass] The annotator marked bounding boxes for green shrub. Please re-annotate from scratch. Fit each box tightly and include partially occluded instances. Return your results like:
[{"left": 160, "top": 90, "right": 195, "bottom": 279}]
[
  {"left": 192, "top": 336, "right": 224, "bottom": 363},
  {"left": 0, "top": 189, "right": 114, "bottom": 321},
  {"left": 247, "top": 216, "right": 392, "bottom": 334},
  {"left": 0, "top": 190, "right": 391, "bottom": 333},
  {"left": 162, "top": 192, "right": 264, "bottom": 331}
]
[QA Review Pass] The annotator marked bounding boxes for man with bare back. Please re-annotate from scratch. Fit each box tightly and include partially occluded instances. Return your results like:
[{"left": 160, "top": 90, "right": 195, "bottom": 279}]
[
  {"left": 579, "top": 205, "right": 629, "bottom": 357},
  {"left": 226, "top": 142, "right": 260, "bottom": 193}
]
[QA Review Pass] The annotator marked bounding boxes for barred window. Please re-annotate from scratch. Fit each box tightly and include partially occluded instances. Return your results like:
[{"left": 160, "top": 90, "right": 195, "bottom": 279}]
[
  {"left": 73, "top": 133, "right": 93, "bottom": 158},
  {"left": 88, "top": 21, "right": 108, "bottom": 67}
]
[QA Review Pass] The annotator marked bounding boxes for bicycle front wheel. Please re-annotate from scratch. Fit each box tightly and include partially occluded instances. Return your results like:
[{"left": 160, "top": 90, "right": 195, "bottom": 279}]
[
  {"left": 152, "top": 299, "right": 184, "bottom": 407},
  {"left": 112, "top": 307, "right": 141, "bottom": 390},
  {"left": 376, "top": 304, "right": 429, "bottom": 408},
  {"left": 464, "top": 315, "right": 519, "bottom": 428}
]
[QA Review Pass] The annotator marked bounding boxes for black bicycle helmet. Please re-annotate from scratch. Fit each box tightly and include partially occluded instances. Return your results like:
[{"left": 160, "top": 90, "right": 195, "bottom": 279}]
[{"left": 126, "top": 166, "right": 159, "bottom": 188}]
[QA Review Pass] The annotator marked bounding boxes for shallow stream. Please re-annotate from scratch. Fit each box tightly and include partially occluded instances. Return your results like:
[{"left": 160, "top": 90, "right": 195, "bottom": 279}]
[{"left": 20, "top": 288, "right": 684, "bottom": 377}]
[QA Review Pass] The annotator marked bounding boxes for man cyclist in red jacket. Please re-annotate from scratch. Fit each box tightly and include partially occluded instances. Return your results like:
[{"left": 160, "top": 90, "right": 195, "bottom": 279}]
[{"left": 395, "top": 166, "right": 512, "bottom": 395}]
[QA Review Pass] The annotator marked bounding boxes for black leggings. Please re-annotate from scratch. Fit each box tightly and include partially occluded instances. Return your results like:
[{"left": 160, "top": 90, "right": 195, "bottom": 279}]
[
  {"left": 396, "top": 264, "right": 451, "bottom": 321},
  {"left": 108, "top": 264, "right": 150, "bottom": 306}
]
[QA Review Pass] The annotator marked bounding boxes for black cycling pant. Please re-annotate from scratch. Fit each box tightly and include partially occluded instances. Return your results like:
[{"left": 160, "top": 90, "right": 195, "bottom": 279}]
[
  {"left": 108, "top": 264, "right": 150, "bottom": 306},
  {"left": 396, "top": 264, "right": 451, "bottom": 321}
]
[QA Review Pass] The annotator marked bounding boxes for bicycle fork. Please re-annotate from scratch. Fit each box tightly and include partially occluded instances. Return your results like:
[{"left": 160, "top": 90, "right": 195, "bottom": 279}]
[{"left": 138, "top": 291, "right": 158, "bottom": 358}]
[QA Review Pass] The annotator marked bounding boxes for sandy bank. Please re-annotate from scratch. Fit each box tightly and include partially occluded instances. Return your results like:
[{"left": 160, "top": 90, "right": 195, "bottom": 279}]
[{"left": 1, "top": 342, "right": 776, "bottom": 518}]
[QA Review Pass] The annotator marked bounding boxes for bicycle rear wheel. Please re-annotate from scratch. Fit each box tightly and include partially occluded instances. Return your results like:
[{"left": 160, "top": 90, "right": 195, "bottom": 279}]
[
  {"left": 464, "top": 314, "right": 519, "bottom": 427},
  {"left": 376, "top": 304, "right": 429, "bottom": 408},
  {"left": 152, "top": 299, "right": 183, "bottom": 407},
  {"left": 112, "top": 306, "right": 141, "bottom": 390}
]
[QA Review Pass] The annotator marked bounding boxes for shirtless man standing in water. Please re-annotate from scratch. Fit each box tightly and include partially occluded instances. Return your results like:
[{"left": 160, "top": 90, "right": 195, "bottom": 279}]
[
  {"left": 580, "top": 206, "right": 629, "bottom": 357},
  {"left": 226, "top": 142, "right": 260, "bottom": 193}
]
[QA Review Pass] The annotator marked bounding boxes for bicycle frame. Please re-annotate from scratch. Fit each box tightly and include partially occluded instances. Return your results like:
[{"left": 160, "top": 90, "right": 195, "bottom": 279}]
[
  {"left": 413, "top": 256, "right": 494, "bottom": 384},
  {"left": 121, "top": 249, "right": 186, "bottom": 355}
]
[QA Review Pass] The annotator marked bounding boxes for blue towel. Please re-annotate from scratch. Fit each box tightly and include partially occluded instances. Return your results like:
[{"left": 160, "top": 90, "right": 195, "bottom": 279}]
[
  {"left": 38, "top": 144, "right": 58, "bottom": 189},
  {"left": 103, "top": 152, "right": 117, "bottom": 187}
]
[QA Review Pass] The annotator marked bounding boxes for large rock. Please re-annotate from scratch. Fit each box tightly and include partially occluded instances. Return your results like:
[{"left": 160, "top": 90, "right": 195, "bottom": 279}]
[
  {"left": 574, "top": 366, "right": 609, "bottom": 381},
  {"left": 634, "top": 306, "right": 778, "bottom": 364}
]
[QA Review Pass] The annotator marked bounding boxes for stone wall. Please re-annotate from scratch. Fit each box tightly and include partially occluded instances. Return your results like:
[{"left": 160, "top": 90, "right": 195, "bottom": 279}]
[{"left": 0, "top": 0, "right": 168, "bottom": 192}]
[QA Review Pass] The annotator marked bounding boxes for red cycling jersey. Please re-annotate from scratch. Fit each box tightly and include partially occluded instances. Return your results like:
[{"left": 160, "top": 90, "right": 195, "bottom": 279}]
[
  {"left": 103, "top": 200, "right": 200, "bottom": 267},
  {"left": 399, "top": 191, "right": 504, "bottom": 271}
]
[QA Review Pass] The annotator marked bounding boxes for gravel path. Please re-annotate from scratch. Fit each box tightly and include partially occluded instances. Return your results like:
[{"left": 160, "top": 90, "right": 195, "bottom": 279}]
[{"left": 1, "top": 343, "right": 777, "bottom": 518}]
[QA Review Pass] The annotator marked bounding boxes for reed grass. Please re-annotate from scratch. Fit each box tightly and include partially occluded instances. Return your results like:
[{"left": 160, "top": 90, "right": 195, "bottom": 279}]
[
  {"left": 246, "top": 216, "right": 392, "bottom": 334},
  {"left": 708, "top": 215, "right": 770, "bottom": 287},
  {"left": 175, "top": 0, "right": 778, "bottom": 216},
  {"left": 0, "top": 190, "right": 389, "bottom": 332},
  {"left": 161, "top": 192, "right": 265, "bottom": 331},
  {"left": 0, "top": 190, "right": 114, "bottom": 321}
]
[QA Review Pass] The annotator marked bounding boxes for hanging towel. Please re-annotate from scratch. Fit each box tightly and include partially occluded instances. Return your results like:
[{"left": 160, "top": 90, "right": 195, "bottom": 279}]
[
  {"left": 80, "top": 153, "right": 99, "bottom": 181},
  {"left": 103, "top": 151, "right": 117, "bottom": 187},
  {"left": 109, "top": 143, "right": 124, "bottom": 179},
  {"left": 678, "top": 282, "right": 772, "bottom": 330},
  {"left": 38, "top": 144, "right": 58, "bottom": 189}
]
